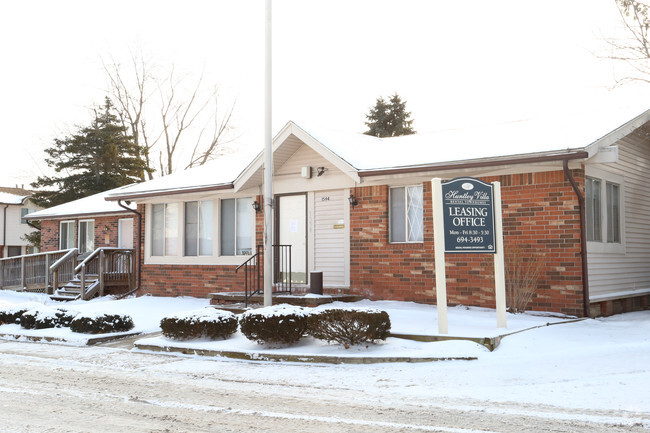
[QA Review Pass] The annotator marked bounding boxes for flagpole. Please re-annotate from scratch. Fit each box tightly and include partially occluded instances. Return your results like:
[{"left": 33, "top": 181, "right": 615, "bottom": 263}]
[{"left": 263, "top": 0, "right": 273, "bottom": 307}]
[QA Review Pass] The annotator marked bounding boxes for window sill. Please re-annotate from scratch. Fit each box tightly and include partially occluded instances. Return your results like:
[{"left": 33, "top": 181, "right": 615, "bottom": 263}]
[
  {"left": 587, "top": 241, "right": 625, "bottom": 255},
  {"left": 144, "top": 255, "right": 251, "bottom": 266}
]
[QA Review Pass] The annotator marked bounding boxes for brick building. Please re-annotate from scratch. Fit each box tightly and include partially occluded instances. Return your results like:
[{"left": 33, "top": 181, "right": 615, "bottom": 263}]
[
  {"left": 28, "top": 108, "right": 650, "bottom": 317},
  {"left": 26, "top": 186, "right": 138, "bottom": 256}
]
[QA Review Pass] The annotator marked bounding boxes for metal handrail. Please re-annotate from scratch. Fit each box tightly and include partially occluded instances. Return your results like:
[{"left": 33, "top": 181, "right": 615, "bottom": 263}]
[{"left": 234, "top": 244, "right": 292, "bottom": 307}]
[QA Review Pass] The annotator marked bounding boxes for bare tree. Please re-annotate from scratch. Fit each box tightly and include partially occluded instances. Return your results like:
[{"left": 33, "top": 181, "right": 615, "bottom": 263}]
[
  {"left": 610, "top": 0, "right": 650, "bottom": 84},
  {"left": 103, "top": 51, "right": 237, "bottom": 177}
]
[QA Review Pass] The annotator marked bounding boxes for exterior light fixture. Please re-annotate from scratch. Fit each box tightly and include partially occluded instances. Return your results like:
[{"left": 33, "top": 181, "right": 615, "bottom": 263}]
[
  {"left": 317, "top": 166, "right": 327, "bottom": 176},
  {"left": 348, "top": 194, "right": 359, "bottom": 207},
  {"left": 252, "top": 200, "right": 262, "bottom": 213}
]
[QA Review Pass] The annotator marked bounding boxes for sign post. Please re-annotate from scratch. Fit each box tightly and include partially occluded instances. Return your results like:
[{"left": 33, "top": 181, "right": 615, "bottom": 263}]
[{"left": 432, "top": 177, "right": 507, "bottom": 334}]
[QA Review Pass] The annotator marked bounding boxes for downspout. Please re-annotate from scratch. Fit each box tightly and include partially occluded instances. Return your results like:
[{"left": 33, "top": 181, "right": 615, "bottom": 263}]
[
  {"left": 563, "top": 159, "right": 590, "bottom": 317},
  {"left": 117, "top": 200, "right": 142, "bottom": 297},
  {"left": 2, "top": 205, "right": 8, "bottom": 257}
]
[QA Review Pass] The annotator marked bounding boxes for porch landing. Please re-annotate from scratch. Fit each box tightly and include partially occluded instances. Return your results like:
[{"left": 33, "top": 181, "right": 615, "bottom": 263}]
[{"left": 209, "top": 291, "right": 365, "bottom": 311}]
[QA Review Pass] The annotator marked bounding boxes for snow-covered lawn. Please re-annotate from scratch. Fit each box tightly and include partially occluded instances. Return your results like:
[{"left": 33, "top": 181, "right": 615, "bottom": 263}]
[{"left": 1, "top": 290, "right": 649, "bottom": 415}]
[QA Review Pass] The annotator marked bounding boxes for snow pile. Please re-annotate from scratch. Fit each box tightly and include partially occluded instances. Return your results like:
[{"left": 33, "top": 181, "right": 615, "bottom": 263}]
[{"left": 241, "top": 304, "right": 309, "bottom": 318}]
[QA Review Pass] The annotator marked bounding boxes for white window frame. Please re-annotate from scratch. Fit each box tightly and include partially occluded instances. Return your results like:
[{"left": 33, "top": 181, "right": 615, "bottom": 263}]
[
  {"left": 219, "top": 197, "right": 254, "bottom": 256},
  {"left": 144, "top": 196, "right": 254, "bottom": 265},
  {"left": 78, "top": 219, "right": 95, "bottom": 254},
  {"left": 59, "top": 220, "right": 75, "bottom": 250},
  {"left": 389, "top": 185, "right": 424, "bottom": 244},
  {"left": 184, "top": 200, "right": 213, "bottom": 257},
  {"left": 585, "top": 168, "right": 625, "bottom": 254}
]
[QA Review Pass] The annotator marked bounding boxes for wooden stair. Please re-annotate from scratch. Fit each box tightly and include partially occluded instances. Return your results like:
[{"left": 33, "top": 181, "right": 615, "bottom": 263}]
[{"left": 50, "top": 274, "right": 100, "bottom": 302}]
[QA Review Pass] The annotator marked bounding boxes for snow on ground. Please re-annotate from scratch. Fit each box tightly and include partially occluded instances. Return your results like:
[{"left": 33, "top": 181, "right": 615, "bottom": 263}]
[{"left": 1, "top": 291, "right": 649, "bottom": 414}]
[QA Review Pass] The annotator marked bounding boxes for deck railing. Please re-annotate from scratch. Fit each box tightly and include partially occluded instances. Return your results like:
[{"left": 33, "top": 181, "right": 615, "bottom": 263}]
[
  {"left": 0, "top": 249, "right": 75, "bottom": 293},
  {"left": 75, "top": 248, "right": 135, "bottom": 300}
]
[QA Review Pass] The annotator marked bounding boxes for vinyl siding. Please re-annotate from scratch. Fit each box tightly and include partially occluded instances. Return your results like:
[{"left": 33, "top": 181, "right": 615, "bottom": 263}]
[{"left": 587, "top": 130, "right": 650, "bottom": 300}]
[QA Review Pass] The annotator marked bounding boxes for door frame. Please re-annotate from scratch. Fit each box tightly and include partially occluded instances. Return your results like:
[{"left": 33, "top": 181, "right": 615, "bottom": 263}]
[{"left": 274, "top": 193, "right": 308, "bottom": 284}]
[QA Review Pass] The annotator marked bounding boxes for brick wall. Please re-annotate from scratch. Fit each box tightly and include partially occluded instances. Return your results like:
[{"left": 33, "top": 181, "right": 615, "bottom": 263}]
[
  {"left": 40, "top": 214, "right": 136, "bottom": 252},
  {"left": 348, "top": 170, "right": 585, "bottom": 316}
]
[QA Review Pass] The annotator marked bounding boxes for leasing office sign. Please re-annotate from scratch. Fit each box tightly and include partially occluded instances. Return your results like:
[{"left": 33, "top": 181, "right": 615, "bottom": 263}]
[{"left": 441, "top": 177, "right": 496, "bottom": 254}]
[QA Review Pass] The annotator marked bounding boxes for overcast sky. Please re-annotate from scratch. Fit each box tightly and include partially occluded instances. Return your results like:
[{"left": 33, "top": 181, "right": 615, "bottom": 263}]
[{"left": 1, "top": 0, "right": 648, "bottom": 188}]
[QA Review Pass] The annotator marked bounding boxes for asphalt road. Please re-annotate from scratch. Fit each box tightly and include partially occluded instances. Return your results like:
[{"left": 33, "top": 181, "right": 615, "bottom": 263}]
[{"left": 0, "top": 340, "right": 646, "bottom": 433}]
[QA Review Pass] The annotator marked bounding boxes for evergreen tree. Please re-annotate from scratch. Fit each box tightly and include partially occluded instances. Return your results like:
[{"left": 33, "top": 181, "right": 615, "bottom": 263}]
[
  {"left": 31, "top": 98, "right": 149, "bottom": 208},
  {"left": 364, "top": 93, "right": 416, "bottom": 137}
]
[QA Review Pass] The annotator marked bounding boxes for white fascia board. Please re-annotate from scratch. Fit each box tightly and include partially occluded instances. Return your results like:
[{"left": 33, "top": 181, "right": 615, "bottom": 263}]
[
  {"left": 584, "top": 109, "right": 650, "bottom": 158},
  {"left": 233, "top": 121, "right": 361, "bottom": 192}
]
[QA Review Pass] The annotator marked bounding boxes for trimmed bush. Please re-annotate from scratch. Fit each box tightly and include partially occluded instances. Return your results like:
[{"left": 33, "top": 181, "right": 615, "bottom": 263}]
[
  {"left": 0, "top": 306, "right": 31, "bottom": 325},
  {"left": 239, "top": 304, "right": 309, "bottom": 345},
  {"left": 308, "top": 307, "right": 391, "bottom": 346},
  {"left": 160, "top": 308, "right": 238, "bottom": 340},
  {"left": 70, "top": 313, "right": 134, "bottom": 334},
  {"left": 20, "top": 308, "right": 79, "bottom": 330}
]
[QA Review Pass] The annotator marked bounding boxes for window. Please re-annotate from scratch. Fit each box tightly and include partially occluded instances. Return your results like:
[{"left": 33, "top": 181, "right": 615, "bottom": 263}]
[
  {"left": 20, "top": 208, "right": 29, "bottom": 224},
  {"left": 606, "top": 182, "right": 620, "bottom": 243},
  {"left": 390, "top": 185, "right": 424, "bottom": 243},
  {"left": 220, "top": 198, "right": 253, "bottom": 255},
  {"left": 151, "top": 203, "right": 179, "bottom": 256},
  {"left": 586, "top": 177, "right": 601, "bottom": 242},
  {"left": 184, "top": 201, "right": 213, "bottom": 256},
  {"left": 7, "top": 246, "right": 22, "bottom": 257},
  {"left": 586, "top": 176, "right": 622, "bottom": 245},
  {"left": 60, "top": 221, "right": 75, "bottom": 250},
  {"left": 78, "top": 220, "right": 95, "bottom": 254},
  {"left": 118, "top": 218, "right": 134, "bottom": 249}
]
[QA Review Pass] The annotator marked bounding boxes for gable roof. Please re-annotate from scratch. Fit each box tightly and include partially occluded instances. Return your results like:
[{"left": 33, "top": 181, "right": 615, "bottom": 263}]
[{"left": 25, "top": 185, "right": 137, "bottom": 220}]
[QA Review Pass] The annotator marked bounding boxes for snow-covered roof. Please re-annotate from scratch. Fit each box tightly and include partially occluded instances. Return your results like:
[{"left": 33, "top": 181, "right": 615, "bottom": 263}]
[
  {"left": 293, "top": 104, "right": 650, "bottom": 172},
  {"left": 106, "top": 146, "right": 259, "bottom": 201},
  {"left": 105, "top": 102, "right": 650, "bottom": 201},
  {"left": 0, "top": 191, "right": 28, "bottom": 205},
  {"left": 25, "top": 185, "right": 137, "bottom": 220}
]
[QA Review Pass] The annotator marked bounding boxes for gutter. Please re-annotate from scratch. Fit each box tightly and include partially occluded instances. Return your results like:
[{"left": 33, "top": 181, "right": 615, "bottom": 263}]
[
  {"left": 358, "top": 151, "right": 590, "bottom": 177},
  {"left": 117, "top": 200, "right": 142, "bottom": 297},
  {"left": 106, "top": 184, "right": 234, "bottom": 202},
  {"left": 563, "top": 159, "right": 590, "bottom": 318}
]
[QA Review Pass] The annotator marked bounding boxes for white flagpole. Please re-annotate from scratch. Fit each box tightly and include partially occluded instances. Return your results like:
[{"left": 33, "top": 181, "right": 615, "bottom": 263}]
[{"left": 263, "top": 0, "right": 273, "bottom": 307}]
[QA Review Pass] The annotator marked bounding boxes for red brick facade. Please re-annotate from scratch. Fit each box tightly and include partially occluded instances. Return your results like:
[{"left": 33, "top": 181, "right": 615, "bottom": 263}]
[
  {"left": 348, "top": 170, "right": 585, "bottom": 317},
  {"left": 40, "top": 214, "right": 136, "bottom": 252},
  {"left": 37, "top": 174, "right": 589, "bottom": 316}
]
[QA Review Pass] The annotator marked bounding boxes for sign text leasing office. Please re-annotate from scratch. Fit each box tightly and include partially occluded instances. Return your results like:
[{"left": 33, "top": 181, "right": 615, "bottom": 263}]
[{"left": 441, "top": 178, "right": 496, "bottom": 254}]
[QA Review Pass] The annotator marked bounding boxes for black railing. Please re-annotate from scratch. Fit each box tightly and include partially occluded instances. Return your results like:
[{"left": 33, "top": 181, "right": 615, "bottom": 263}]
[{"left": 235, "top": 244, "right": 292, "bottom": 307}]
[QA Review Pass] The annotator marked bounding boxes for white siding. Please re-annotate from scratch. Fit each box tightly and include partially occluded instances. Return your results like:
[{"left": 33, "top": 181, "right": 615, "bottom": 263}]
[
  {"left": 587, "top": 131, "right": 650, "bottom": 300},
  {"left": 313, "top": 190, "right": 349, "bottom": 287}
]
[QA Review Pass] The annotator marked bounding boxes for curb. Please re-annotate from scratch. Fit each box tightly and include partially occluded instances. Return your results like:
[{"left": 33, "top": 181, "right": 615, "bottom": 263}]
[{"left": 133, "top": 342, "right": 477, "bottom": 364}]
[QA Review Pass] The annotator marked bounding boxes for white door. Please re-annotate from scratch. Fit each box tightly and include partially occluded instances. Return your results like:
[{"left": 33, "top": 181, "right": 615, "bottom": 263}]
[
  {"left": 277, "top": 195, "right": 307, "bottom": 284},
  {"left": 118, "top": 218, "right": 134, "bottom": 249}
]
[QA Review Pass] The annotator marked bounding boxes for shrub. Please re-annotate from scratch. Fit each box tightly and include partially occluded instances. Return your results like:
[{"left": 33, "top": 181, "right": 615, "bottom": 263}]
[
  {"left": 160, "top": 308, "right": 238, "bottom": 340},
  {"left": 0, "top": 306, "right": 31, "bottom": 325},
  {"left": 239, "top": 304, "right": 309, "bottom": 345},
  {"left": 70, "top": 313, "right": 134, "bottom": 334},
  {"left": 308, "top": 307, "right": 391, "bottom": 347},
  {"left": 505, "top": 245, "right": 547, "bottom": 313},
  {"left": 20, "top": 308, "right": 78, "bottom": 330}
]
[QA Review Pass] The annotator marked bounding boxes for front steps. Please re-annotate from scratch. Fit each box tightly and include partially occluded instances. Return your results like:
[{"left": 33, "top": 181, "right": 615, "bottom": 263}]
[
  {"left": 50, "top": 274, "right": 99, "bottom": 301},
  {"left": 209, "top": 291, "right": 365, "bottom": 309}
]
